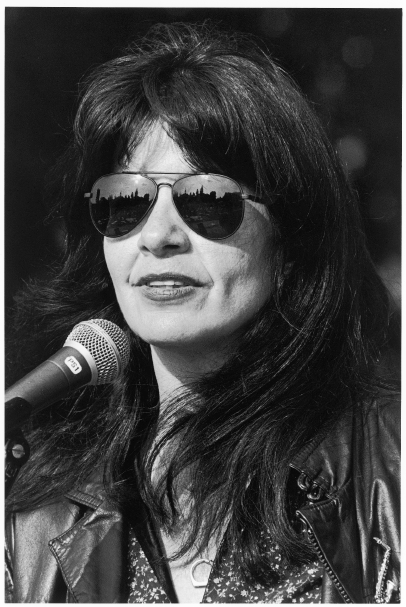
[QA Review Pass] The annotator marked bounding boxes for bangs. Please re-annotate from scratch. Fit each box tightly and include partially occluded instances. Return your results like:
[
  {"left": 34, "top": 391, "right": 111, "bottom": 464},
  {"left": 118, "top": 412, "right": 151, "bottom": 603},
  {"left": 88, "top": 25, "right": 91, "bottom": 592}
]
[{"left": 123, "top": 58, "right": 259, "bottom": 188}]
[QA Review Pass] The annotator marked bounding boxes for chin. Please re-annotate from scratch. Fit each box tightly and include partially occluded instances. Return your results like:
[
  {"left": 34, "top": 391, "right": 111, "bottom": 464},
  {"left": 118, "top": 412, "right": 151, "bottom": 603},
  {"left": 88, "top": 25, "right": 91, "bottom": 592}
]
[
  {"left": 132, "top": 322, "right": 224, "bottom": 351},
  {"left": 129, "top": 321, "right": 188, "bottom": 344}
]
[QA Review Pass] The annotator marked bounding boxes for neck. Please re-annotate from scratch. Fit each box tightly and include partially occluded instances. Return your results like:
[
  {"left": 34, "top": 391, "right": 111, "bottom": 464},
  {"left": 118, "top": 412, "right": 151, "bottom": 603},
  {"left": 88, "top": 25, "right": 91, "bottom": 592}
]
[
  {"left": 148, "top": 344, "right": 229, "bottom": 498},
  {"left": 150, "top": 344, "right": 227, "bottom": 410}
]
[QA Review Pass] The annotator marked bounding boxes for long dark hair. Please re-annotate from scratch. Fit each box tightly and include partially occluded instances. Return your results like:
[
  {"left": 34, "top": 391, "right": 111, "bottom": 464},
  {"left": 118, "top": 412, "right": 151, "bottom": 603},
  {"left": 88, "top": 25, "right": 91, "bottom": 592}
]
[{"left": 6, "top": 22, "right": 393, "bottom": 583}]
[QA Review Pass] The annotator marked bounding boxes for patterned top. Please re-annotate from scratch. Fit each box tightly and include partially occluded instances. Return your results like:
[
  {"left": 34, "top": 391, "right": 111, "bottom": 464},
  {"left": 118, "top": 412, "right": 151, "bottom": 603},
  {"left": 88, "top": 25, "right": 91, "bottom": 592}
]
[{"left": 127, "top": 525, "right": 324, "bottom": 603}]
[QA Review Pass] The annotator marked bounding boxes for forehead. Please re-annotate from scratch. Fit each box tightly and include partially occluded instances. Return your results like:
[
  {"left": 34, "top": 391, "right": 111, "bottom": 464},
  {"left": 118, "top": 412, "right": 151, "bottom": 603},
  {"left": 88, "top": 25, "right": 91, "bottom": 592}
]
[{"left": 117, "top": 123, "right": 193, "bottom": 174}]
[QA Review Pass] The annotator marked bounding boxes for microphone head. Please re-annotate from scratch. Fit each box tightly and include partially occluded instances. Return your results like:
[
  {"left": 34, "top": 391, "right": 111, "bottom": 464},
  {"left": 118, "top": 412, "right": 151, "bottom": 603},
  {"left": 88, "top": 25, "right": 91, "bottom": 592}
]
[{"left": 64, "top": 319, "right": 130, "bottom": 385}]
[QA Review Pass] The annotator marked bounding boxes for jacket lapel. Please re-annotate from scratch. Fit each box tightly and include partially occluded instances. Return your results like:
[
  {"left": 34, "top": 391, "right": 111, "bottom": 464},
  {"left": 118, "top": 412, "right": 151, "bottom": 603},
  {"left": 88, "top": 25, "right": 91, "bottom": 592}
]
[
  {"left": 11, "top": 501, "right": 78, "bottom": 603},
  {"left": 49, "top": 496, "right": 127, "bottom": 603},
  {"left": 291, "top": 410, "right": 365, "bottom": 603}
]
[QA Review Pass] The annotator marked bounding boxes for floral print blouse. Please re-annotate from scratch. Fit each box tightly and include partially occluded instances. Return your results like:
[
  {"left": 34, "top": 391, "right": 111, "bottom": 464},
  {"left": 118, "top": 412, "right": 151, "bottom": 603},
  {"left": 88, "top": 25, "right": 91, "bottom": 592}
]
[{"left": 127, "top": 524, "right": 324, "bottom": 603}]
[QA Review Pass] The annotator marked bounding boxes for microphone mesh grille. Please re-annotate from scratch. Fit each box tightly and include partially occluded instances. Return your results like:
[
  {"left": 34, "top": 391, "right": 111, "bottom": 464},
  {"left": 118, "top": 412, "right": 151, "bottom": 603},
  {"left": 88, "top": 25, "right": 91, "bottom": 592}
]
[{"left": 65, "top": 319, "right": 130, "bottom": 384}]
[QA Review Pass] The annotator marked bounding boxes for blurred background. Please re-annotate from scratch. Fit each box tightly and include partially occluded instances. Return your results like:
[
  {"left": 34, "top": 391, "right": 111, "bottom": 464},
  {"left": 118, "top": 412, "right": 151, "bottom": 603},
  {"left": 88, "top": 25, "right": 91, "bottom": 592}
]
[{"left": 5, "top": 8, "right": 401, "bottom": 342}]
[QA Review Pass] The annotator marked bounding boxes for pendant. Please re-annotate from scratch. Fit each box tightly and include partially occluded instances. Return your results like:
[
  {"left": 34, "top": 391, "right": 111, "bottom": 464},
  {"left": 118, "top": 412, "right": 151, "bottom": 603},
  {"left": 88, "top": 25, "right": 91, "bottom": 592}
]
[{"left": 190, "top": 558, "right": 213, "bottom": 588}]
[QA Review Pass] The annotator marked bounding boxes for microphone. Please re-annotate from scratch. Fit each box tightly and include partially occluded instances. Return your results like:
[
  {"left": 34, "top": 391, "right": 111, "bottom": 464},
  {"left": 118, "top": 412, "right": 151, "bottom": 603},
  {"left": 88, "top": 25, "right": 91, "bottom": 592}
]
[{"left": 5, "top": 319, "right": 131, "bottom": 431}]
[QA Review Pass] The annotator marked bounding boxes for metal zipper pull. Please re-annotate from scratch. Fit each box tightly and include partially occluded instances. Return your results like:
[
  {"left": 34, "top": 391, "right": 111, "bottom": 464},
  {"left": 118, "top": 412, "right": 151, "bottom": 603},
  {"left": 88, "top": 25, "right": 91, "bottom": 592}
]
[{"left": 373, "top": 537, "right": 398, "bottom": 603}]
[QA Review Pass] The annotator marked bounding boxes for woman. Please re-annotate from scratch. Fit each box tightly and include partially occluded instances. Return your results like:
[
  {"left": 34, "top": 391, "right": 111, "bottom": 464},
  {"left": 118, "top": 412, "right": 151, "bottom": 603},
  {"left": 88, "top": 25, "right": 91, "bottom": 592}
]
[{"left": 5, "top": 22, "right": 399, "bottom": 603}]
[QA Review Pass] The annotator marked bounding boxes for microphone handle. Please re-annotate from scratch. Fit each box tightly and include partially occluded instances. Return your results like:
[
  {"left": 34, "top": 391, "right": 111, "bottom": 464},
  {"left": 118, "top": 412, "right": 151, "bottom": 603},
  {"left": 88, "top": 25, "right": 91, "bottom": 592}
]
[{"left": 5, "top": 346, "right": 93, "bottom": 431}]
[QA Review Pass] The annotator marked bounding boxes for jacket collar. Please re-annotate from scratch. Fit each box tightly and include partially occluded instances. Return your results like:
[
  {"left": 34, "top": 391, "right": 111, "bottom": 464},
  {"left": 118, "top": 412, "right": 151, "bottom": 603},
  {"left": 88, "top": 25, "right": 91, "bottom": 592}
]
[
  {"left": 290, "top": 408, "right": 354, "bottom": 497},
  {"left": 49, "top": 475, "right": 128, "bottom": 603}
]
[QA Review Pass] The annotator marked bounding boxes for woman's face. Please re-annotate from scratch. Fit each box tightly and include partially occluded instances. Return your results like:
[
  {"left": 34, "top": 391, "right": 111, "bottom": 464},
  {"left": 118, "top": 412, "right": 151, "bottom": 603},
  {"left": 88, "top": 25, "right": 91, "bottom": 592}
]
[{"left": 104, "top": 124, "right": 273, "bottom": 355}]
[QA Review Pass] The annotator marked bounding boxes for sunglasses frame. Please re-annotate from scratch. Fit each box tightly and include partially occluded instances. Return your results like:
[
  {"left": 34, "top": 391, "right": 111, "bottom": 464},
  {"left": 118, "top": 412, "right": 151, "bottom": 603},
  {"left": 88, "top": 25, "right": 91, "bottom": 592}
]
[{"left": 85, "top": 172, "right": 262, "bottom": 240}]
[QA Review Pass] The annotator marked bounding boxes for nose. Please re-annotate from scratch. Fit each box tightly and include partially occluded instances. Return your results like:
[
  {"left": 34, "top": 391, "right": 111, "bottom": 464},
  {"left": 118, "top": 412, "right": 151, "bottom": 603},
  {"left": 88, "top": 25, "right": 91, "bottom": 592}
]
[{"left": 137, "top": 184, "right": 191, "bottom": 257}]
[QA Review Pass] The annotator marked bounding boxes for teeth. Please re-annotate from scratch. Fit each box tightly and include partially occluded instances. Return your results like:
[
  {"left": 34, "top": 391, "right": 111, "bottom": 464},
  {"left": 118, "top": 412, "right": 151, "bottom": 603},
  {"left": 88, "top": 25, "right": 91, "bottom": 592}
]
[{"left": 148, "top": 280, "right": 185, "bottom": 287}]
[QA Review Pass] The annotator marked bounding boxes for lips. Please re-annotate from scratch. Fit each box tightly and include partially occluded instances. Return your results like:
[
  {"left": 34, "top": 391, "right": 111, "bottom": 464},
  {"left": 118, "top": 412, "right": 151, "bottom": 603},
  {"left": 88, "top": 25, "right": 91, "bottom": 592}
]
[
  {"left": 133, "top": 272, "right": 203, "bottom": 302},
  {"left": 135, "top": 273, "right": 202, "bottom": 288}
]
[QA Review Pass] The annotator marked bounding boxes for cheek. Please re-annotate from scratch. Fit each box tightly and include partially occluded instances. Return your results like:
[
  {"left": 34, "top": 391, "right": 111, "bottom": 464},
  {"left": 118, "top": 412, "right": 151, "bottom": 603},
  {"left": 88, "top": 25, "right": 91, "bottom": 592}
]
[
  {"left": 231, "top": 216, "right": 273, "bottom": 287},
  {"left": 103, "top": 240, "right": 131, "bottom": 284},
  {"left": 104, "top": 243, "right": 117, "bottom": 283},
  {"left": 235, "top": 253, "right": 271, "bottom": 302},
  {"left": 210, "top": 241, "right": 272, "bottom": 308}
]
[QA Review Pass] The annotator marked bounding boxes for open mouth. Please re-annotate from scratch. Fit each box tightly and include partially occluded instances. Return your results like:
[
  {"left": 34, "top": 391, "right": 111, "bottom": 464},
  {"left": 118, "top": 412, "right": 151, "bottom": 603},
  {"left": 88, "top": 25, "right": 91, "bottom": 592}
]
[
  {"left": 136, "top": 273, "right": 201, "bottom": 288},
  {"left": 135, "top": 273, "right": 202, "bottom": 302}
]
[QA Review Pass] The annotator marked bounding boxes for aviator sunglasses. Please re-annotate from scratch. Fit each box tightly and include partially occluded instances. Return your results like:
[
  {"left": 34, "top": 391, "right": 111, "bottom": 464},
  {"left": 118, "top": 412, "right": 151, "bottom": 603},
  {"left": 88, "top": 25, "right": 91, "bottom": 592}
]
[{"left": 85, "top": 173, "right": 262, "bottom": 240}]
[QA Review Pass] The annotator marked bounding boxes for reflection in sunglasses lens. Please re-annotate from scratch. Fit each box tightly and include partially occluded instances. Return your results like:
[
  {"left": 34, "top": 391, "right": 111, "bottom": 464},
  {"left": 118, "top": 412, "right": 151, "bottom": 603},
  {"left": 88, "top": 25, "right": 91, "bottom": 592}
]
[
  {"left": 91, "top": 175, "right": 156, "bottom": 237},
  {"left": 173, "top": 176, "right": 243, "bottom": 239}
]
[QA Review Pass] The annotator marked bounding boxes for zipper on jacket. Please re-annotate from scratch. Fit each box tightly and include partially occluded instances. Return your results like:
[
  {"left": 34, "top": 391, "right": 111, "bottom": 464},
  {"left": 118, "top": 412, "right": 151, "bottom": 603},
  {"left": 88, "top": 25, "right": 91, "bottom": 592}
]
[{"left": 296, "top": 510, "right": 352, "bottom": 604}]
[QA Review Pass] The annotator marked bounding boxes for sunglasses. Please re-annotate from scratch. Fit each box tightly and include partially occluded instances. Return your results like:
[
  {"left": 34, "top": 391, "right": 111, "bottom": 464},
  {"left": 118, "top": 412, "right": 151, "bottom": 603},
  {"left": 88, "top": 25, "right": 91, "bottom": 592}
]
[{"left": 85, "top": 173, "right": 262, "bottom": 240}]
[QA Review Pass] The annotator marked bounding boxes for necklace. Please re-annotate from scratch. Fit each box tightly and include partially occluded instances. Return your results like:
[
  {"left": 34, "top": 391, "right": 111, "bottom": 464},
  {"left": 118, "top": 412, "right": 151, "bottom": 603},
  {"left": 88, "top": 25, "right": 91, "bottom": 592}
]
[{"left": 190, "top": 558, "right": 213, "bottom": 588}]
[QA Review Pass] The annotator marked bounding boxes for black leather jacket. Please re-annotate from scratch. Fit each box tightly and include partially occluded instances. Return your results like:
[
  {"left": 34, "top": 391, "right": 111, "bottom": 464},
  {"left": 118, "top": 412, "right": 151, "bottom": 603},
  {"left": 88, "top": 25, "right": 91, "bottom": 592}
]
[{"left": 5, "top": 394, "right": 400, "bottom": 603}]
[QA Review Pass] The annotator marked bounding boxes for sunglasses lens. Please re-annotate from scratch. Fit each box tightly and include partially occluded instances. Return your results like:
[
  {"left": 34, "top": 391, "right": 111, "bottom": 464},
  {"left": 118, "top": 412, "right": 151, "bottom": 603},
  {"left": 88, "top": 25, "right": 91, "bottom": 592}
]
[
  {"left": 173, "top": 175, "right": 244, "bottom": 239},
  {"left": 89, "top": 174, "right": 155, "bottom": 237}
]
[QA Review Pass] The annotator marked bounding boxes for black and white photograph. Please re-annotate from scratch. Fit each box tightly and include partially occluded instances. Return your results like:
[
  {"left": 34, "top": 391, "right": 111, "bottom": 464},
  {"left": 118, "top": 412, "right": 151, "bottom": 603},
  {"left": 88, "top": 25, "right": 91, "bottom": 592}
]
[{"left": 5, "top": 7, "right": 401, "bottom": 603}]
